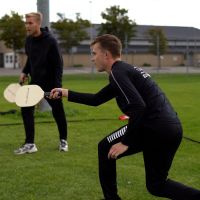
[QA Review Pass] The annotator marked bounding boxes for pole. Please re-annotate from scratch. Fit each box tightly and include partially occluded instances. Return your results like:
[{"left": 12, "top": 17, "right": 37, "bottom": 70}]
[
  {"left": 156, "top": 34, "right": 160, "bottom": 72},
  {"left": 186, "top": 40, "right": 189, "bottom": 73},
  {"left": 89, "top": 0, "right": 95, "bottom": 75},
  {"left": 37, "top": 0, "right": 50, "bottom": 28}
]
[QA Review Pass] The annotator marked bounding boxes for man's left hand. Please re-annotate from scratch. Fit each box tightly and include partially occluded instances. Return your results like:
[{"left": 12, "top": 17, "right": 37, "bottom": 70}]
[{"left": 108, "top": 142, "right": 128, "bottom": 159}]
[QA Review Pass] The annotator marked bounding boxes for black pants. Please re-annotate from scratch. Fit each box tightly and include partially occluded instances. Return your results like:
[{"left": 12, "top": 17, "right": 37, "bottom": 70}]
[
  {"left": 21, "top": 98, "right": 67, "bottom": 143},
  {"left": 98, "top": 123, "right": 200, "bottom": 200}
]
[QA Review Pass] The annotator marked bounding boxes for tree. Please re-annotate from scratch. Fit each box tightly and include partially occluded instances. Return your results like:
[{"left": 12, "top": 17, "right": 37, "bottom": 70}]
[
  {"left": 98, "top": 5, "right": 137, "bottom": 47},
  {"left": 0, "top": 11, "right": 26, "bottom": 68},
  {"left": 147, "top": 28, "right": 168, "bottom": 68},
  {"left": 51, "top": 13, "right": 90, "bottom": 53}
]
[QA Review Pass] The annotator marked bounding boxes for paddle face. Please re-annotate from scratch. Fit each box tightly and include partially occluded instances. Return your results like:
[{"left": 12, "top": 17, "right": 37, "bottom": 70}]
[
  {"left": 15, "top": 85, "right": 45, "bottom": 107},
  {"left": 4, "top": 83, "right": 22, "bottom": 103}
]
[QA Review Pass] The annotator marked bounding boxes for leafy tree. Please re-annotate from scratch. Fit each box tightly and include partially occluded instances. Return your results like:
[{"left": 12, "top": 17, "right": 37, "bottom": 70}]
[
  {"left": 51, "top": 13, "right": 90, "bottom": 53},
  {"left": 147, "top": 27, "right": 168, "bottom": 68},
  {"left": 0, "top": 11, "right": 26, "bottom": 68},
  {"left": 147, "top": 27, "right": 168, "bottom": 55},
  {"left": 98, "top": 5, "right": 137, "bottom": 47}
]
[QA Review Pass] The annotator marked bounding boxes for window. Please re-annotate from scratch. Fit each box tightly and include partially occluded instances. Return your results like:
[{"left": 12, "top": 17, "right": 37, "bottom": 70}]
[{"left": 10, "top": 55, "right": 13, "bottom": 63}]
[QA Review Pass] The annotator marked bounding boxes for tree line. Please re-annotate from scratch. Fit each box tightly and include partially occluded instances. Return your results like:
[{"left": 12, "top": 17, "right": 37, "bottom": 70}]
[{"left": 0, "top": 6, "right": 167, "bottom": 68}]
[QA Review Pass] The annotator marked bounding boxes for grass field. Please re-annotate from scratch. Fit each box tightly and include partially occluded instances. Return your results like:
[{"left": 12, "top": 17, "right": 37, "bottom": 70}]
[{"left": 0, "top": 73, "right": 199, "bottom": 200}]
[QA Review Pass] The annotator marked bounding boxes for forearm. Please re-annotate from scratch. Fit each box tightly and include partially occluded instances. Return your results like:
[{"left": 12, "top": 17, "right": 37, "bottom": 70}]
[
  {"left": 50, "top": 84, "right": 115, "bottom": 106},
  {"left": 121, "top": 106, "right": 146, "bottom": 146},
  {"left": 68, "top": 90, "right": 107, "bottom": 106}
]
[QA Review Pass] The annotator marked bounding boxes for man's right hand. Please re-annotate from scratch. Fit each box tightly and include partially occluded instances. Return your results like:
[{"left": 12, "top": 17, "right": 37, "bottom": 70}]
[{"left": 50, "top": 88, "right": 68, "bottom": 99}]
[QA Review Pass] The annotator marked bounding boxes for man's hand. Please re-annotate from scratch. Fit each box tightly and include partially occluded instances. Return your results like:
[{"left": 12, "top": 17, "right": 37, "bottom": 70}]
[
  {"left": 19, "top": 73, "right": 28, "bottom": 84},
  {"left": 50, "top": 88, "right": 68, "bottom": 99},
  {"left": 108, "top": 142, "right": 128, "bottom": 159}
]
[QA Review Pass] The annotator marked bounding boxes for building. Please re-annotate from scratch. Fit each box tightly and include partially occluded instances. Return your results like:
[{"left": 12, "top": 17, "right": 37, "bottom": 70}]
[
  {"left": 1, "top": 24, "right": 200, "bottom": 68},
  {"left": 62, "top": 24, "right": 200, "bottom": 68}
]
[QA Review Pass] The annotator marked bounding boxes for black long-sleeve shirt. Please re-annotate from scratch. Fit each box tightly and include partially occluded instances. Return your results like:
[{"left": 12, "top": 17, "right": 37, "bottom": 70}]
[
  {"left": 22, "top": 27, "right": 63, "bottom": 91},
  {"left": 68, "top": 61, "right": 181, "bottom": 146}
]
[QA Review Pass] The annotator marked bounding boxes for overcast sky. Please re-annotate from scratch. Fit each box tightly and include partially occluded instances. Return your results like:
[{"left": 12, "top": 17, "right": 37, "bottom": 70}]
[{"left": 0, "top": 0, "right": 200, "bottom": 29}]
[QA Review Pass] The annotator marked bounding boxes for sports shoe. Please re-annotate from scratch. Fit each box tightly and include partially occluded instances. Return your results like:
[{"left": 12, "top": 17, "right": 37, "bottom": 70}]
[
  {"left": 14, "top": 143, "right": 38, "bottom": 155},
  {"left": 59, "top": 139, "right": 68, "bottom": 152}
]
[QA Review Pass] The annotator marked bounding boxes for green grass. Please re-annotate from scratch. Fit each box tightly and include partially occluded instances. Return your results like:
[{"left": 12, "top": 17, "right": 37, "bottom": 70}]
[{"left": 0, "top": 73, "right": 199, "bottom": 200}]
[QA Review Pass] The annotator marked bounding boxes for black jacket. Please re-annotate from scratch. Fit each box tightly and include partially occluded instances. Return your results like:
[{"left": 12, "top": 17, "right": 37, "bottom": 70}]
[
  {"left": 22, "top": 27, "right": 63, "bottom": 91},
  {"left": 68, "top": 61, "right": 181, "bottom": 145}
]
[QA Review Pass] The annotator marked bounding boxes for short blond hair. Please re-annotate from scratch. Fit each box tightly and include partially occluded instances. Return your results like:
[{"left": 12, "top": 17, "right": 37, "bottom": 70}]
[{"left": 25, "top": 12, "right": 43, "bottom": 24}]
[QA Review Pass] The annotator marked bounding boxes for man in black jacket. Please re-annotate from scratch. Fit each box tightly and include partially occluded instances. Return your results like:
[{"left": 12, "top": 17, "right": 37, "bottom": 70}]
[
  {"left": 14, "top": 12, "right": 68, "bottom": 154},
  {"left": 50, "top": 34, "right": 200, "bottom": 200}
]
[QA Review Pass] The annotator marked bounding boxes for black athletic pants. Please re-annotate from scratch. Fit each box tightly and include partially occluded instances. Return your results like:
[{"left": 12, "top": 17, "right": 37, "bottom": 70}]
[
  {"left": 98, "top": 123, "right": 200, "bottom": 200},
  {"left": 21, "top": 98, "right": 67, "bottom": 143}
]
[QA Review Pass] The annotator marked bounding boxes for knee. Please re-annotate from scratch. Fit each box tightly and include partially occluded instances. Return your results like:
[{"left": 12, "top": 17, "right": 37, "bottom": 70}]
[
  {"left": 98, "top": 138, "right": 108, "bottom": 151},
  {"left": 21, "top": 107, "right": 34, "bottom": 116},
  {"left": 146, "top": 181, "right": 164, "bottom": 197},
  {"left": 98, "top": 138, "right": 110, "bottom": 156}
]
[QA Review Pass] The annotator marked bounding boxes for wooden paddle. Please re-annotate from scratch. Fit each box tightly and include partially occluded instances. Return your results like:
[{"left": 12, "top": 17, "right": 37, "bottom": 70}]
[
  {"left": 3, "top": 83, "right": 22, "bottom": 103},
  {"left": 15, "top": 85, "right": 50, "bottom": 107}
]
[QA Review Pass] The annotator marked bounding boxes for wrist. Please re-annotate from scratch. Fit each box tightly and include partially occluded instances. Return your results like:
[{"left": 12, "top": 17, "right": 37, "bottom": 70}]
[{"left": 63, "top": 89, "right": 68, "bottom": 97}]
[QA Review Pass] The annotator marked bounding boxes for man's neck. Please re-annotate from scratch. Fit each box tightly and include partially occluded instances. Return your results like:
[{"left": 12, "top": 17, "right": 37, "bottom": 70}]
[
  {"left": 106, "top": 58, "right": 121, "bottom": 73},
  {"left": 33, "top": 29, "right": 42, "bottom": 37}
]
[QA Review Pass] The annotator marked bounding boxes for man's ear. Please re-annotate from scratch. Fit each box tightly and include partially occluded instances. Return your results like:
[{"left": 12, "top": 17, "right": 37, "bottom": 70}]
[{"left": 105, "top": 50, "right": 109, "bottom": 57}]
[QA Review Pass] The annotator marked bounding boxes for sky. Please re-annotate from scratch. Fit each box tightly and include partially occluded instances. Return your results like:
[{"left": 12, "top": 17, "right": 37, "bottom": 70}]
[{"left": 0, "top": 0, "right": 200, "bottom": 29}]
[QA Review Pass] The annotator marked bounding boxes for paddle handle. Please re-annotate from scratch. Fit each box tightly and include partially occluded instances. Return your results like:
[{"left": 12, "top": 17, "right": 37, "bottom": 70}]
[
  {"left": 44, "top": 92, "right": 50, "bottom": 97},
  {"left": 19, "top": 74, "right": 29, "bottom": 86},
  {"left": 44, "top": 91, "right": 62, "bottom": 98}
]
